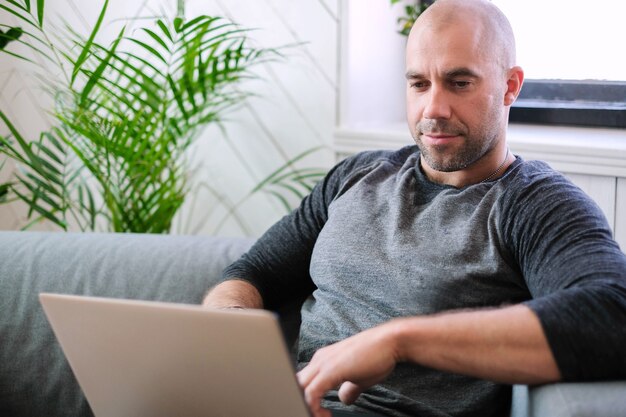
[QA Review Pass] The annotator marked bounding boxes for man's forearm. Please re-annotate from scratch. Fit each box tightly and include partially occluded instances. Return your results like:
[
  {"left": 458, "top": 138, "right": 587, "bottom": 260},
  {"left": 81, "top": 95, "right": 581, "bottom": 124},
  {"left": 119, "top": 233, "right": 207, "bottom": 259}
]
[
  {"left": 391, "top": 304, "right": 561, "bottom": 384},
  {"left": 202, "top": 279, "right": 263, "bottom": 309},
  {"left": 298, "top": 304, "right": 561, "bottom": 415}
]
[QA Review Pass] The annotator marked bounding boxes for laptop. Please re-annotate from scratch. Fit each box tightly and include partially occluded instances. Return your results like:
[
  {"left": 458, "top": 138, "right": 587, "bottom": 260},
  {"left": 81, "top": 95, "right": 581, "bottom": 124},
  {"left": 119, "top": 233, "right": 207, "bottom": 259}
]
[{"left": 39, "top": 293, "right": 380, "bottom": 417}]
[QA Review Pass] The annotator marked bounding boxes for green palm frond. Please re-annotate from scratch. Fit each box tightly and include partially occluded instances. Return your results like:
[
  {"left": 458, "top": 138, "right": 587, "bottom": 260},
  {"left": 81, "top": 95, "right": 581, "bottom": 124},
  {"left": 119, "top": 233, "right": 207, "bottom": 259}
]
[
  {"left": 71, "top": 0, "right": 108, "bottom": 86},
  {"left": 243, "top": 147, "right": 327, "bottom": 214},
  {"left": 0, "top": 182, "right": 9, "bottom": 202},
  {"left": 209, "top": 147, "right": 328, "bottom": 235},
  {"left": 0, "top": 0, "right": 52, "bottom": 56},
  {"left": 0, "top": 156, "right": 11, "bottom": 203},
  {"left": 0, "top": 111, "right": 83, "bottom": 230},
  {"left": 254, "top": 164, "right": 327, "bottom": 214}
]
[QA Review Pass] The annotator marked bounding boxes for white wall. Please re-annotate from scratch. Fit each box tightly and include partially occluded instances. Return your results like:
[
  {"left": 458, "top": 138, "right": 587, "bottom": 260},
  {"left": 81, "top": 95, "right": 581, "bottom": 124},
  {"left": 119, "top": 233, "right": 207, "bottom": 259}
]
[
  {"left": 0, "top": 0, "right": 339, "bottom": 236},
  {"left": 339, "top": 0, "right": 406, "bottom": 128}
]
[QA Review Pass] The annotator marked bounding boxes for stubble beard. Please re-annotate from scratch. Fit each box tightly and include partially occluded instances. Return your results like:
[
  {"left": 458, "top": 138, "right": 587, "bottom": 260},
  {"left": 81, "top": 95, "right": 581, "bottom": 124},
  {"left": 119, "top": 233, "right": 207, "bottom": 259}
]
[{"left": 412, "top": 119, "right": 499, "bottom": 173}]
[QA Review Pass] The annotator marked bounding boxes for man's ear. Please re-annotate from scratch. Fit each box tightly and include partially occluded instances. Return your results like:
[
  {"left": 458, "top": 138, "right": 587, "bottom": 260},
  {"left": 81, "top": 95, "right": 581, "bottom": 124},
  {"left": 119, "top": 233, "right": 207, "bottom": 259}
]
[{"left": 504, "top": 66, "right": 524, "bottom": 106}]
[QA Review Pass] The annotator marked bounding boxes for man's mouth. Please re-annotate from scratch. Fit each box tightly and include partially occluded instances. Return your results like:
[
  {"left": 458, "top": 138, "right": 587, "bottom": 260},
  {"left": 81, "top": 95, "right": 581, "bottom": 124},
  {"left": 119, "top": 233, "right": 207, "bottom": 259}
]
[
  {"left": 421, "top": 133, "right": 461, "bottom": 145},
  {"left": 425, "top": 133, "right": 457, "bottom": 138}
]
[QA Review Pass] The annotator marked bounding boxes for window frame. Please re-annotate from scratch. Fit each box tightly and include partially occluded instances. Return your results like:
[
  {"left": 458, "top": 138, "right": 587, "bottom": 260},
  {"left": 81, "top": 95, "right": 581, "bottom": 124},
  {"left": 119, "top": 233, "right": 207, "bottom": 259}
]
[{"left": 510, "top": 80, "right": 626, "bottom": 129}]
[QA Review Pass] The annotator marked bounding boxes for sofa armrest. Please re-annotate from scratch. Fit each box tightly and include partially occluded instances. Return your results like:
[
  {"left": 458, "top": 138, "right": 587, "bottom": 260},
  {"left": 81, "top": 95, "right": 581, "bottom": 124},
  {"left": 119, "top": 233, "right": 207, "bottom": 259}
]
[
  {"left": 510, "top": 382, "right": 626, "bottom": 417},
  {"left": 527, "top": 381, "right": 626, "bottom": 417}
]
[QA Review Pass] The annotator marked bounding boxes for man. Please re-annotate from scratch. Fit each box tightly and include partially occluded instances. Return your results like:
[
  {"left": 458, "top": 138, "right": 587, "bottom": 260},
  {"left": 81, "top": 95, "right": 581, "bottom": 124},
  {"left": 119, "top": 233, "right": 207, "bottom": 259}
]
[{"left": 203, "top": 1, "right": 626, "bottom": 416}]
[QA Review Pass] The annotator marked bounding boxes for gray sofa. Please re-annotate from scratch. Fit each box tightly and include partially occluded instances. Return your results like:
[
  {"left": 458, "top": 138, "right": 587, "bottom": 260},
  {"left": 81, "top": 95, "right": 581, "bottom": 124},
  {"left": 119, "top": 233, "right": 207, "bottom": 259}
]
[{"left": 0, "top": 231, "right": 624, "bottom": 417}]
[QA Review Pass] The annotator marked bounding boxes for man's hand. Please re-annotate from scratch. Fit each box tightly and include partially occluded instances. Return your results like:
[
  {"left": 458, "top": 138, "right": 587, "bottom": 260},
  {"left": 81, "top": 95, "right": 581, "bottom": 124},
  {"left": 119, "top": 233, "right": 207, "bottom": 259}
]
[
  {"left": 202, "top": 279, "right": 263, "bottom": 310},
  {"left": 296, "top": 323, "right": 401, "bottom": 417}
]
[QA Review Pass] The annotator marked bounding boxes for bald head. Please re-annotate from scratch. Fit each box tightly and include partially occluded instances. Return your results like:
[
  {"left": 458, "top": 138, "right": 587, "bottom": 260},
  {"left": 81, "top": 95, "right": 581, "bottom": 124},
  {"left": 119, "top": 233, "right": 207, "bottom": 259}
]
[{"left": 410, "top": 0, "right": 516, "bottom": 71}]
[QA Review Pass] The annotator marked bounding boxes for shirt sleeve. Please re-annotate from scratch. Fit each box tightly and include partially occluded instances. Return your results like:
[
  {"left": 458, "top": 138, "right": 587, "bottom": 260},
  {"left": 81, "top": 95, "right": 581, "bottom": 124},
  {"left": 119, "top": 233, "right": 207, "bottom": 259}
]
[
  {"left": 500, "top": 166, "right": 626, "bottom": 380},
  {"left": 220, "top": 150, "right": 392, "bottom": 309}
]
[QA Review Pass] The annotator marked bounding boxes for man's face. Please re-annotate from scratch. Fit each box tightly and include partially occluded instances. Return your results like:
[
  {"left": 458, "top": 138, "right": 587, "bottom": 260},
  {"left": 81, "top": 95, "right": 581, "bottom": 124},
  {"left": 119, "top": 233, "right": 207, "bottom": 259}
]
[{"left": 406, "top": 22, "right": 508, "bottom": 173}]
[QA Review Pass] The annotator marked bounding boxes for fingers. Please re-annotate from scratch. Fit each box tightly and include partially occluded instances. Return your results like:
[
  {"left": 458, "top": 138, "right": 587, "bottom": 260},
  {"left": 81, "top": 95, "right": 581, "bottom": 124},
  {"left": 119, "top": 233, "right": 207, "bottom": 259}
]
[
  {"left": 297, "top": 358, "right": 364, "bottom": 417},
  {"left": 297, "top": 362, "right": 336, "bottom": 417},
  {"left": 297, "top": 367, "right": 364, "bottom": 417},
  {"left": 338, "top": 381, "right": 364, "bottom": 405},
  {"left": 295, "top": 362, "right": 316, "bottom": 388}
]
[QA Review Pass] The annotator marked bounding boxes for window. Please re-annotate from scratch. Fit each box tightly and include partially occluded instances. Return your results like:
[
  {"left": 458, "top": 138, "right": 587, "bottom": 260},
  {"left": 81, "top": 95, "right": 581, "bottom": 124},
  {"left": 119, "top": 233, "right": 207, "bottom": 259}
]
[{"left": 491, "top": 0, "right": 626, "bottom": 128}]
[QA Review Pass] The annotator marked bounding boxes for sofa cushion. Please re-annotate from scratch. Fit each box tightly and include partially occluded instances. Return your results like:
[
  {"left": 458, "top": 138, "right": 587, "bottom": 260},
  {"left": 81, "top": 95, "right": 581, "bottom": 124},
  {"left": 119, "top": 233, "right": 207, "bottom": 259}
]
[{"left": 0, "top": 231, "right": 253, "bottom": 417}]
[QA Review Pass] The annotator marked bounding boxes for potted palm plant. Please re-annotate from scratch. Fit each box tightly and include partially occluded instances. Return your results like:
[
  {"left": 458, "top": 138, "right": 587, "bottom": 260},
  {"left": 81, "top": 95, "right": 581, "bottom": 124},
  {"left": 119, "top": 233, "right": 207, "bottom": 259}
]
[{"left": 0, "top": 0, "right": 325, "bottom": 233}]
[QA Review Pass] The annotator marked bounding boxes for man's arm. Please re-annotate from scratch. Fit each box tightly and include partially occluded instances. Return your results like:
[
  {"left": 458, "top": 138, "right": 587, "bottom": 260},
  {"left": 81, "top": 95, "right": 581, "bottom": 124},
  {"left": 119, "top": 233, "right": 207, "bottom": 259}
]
[
  {"left": 297, "top": 304, "right": 560, "bottom": 417},
  {"left": 202, "top": 279, "right": 263, "bottom": 309}
]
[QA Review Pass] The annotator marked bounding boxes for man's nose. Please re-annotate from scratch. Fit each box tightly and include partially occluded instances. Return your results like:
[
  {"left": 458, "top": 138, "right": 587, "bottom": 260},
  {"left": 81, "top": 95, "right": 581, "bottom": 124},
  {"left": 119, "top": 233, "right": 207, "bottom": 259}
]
[{"left": 422, "top": 87, "right": 451, "bottom": 120}]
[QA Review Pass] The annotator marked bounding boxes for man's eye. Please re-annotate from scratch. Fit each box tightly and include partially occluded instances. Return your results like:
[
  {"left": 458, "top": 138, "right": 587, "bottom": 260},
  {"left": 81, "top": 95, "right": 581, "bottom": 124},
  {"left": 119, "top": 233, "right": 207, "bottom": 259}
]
[
  {"left": 453, "top": 81, "right": 471, "bottom": 89},
  {"left": 411, "top": 81, "right": 429, "bottom": 90}
]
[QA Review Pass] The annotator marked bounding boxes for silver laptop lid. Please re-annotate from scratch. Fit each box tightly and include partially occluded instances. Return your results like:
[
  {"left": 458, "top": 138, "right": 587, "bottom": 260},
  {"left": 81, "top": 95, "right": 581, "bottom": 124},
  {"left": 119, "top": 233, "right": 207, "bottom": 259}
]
[{"left": 40, "top": 293, "right": 310, "bottom": 417}]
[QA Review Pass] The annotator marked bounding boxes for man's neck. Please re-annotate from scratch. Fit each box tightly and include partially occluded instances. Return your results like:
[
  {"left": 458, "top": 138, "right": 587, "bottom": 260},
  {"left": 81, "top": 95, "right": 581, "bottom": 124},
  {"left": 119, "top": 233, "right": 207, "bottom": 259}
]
[{"left": 420, "top": 147, "right": 514, "bottom": 188}]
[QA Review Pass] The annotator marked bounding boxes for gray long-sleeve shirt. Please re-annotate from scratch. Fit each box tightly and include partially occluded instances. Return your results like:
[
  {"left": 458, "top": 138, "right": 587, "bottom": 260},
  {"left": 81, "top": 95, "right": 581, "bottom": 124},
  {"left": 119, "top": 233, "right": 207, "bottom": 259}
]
[{"left": 222, "top": 146, "right": 626, "bottom": 417}]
